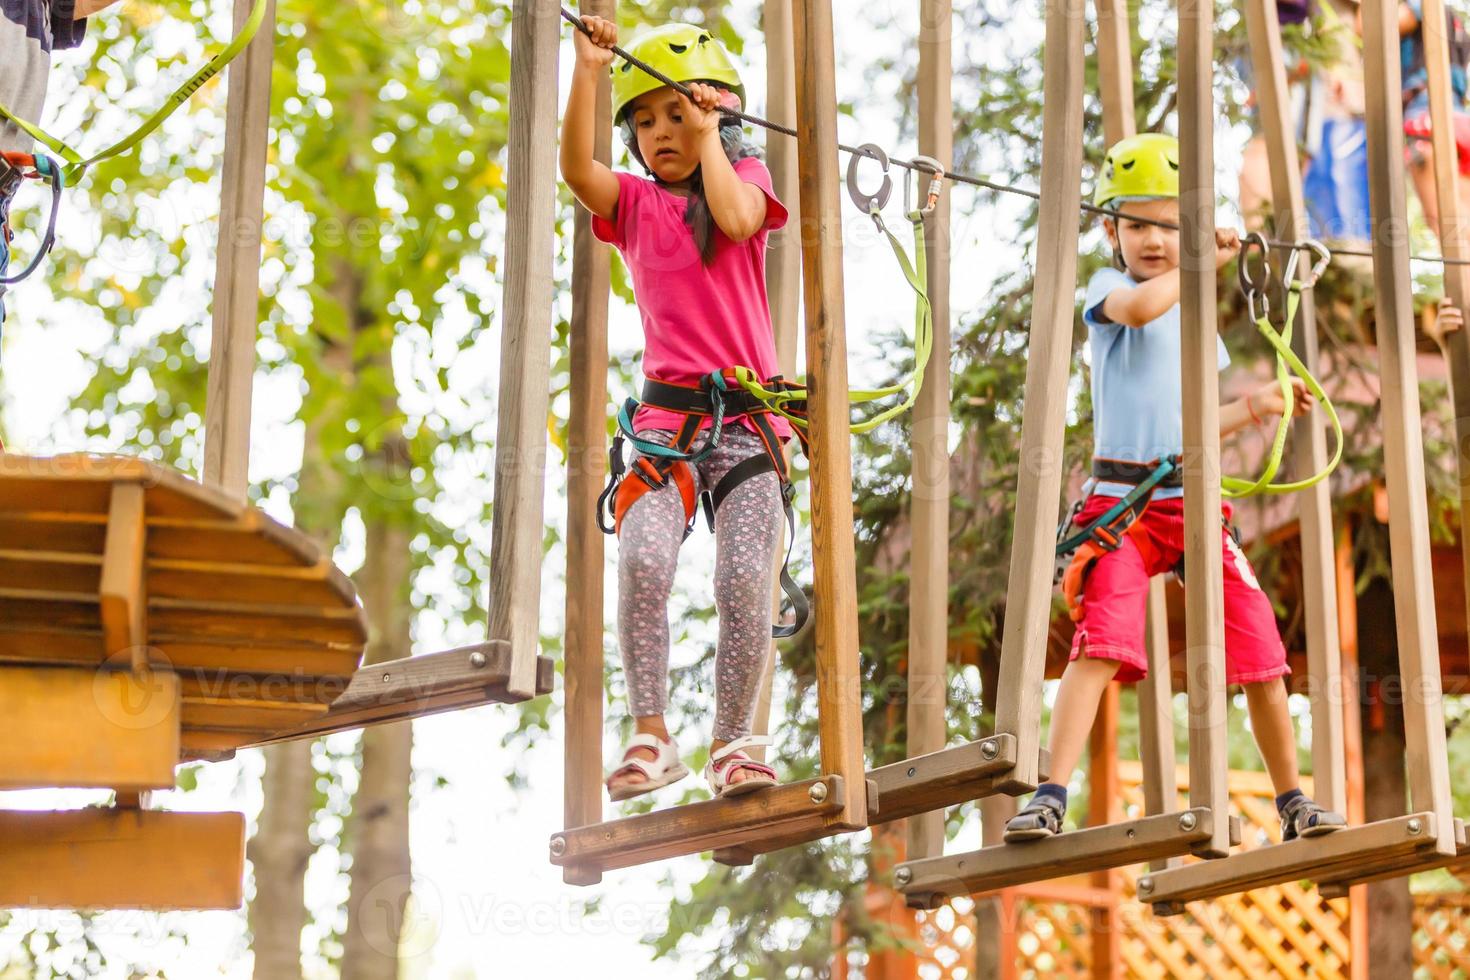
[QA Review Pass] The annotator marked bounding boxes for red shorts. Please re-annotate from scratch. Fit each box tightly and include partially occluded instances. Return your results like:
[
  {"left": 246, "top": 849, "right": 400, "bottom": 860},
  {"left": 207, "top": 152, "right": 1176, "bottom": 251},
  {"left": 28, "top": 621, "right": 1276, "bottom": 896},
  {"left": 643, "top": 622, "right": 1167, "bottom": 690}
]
[
  {"left": 1068, "top": 494, "right": 1289, "bottom": 685},
  {"left": 1404, "top": 110, "right": 1470, "bottom": 177}
]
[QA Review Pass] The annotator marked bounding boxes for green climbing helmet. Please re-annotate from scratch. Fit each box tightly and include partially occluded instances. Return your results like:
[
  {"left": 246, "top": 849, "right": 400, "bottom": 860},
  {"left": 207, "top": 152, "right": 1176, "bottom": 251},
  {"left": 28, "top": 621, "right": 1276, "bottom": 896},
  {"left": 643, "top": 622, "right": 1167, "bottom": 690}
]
[
  {"left": 610, "top": 23, "right": 745, "bottom": 125},
  {"left": 1094, "top": 132, "right": 1180, "bottom": 208}
]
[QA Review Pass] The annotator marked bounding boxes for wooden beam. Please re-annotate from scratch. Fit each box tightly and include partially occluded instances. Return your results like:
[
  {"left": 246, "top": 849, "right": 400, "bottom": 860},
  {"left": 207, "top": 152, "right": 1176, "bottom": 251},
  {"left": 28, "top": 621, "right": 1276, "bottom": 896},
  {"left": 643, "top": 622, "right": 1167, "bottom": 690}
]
[
  {"left": 245, "top": 642, "right": 552, "bottom": 744},
  {"left": 100, "top": 482, "right": 149, "bottom": 674},
  {"left": 1361, "top": 0, "right": 1457, "bottom": 854},
  {"left": 1420, "top": 0, "right": 1470, "bottom": 676},
  {"left": 1177, "top": 0, "right": 1231, "bottom": 857},
  {"left": 906, "top": 0, "right": 954, "bottom": 863},
  {"left": 1317, "top": 818, "right": 1470, "bottom": 895},
  {"left": 751, "top": 0, "right": 801, "bottom": 767},
  {"left": 548, "top": 775, "right": 848, "bottom": 873},
  {"left": 1140, "top": 813, "right": 1442, "bottom": 907},
  {"left": 1137, "top": 580, "right": 1180, "bottom": 871},
  {"left": 894, "top": 808, "right": 1217, "bottom": 908},
  {"left": 991, "top": 0, "right": 1087, "bottom": 791},
  {"left": 792, "top": 0, "right": 867, "bottom": 827},
  {"left": 562, "top": 0, "right": 615, "bottom": 889},
  {"left": 488, "top": 0, "right": 561, "bottom": 700},
  {"left": 1243, "top": 0, "right": 1346, "bottom": 816},
  {"left": 1, "top": 665, "right": 180, "bottom": 791},
  {"left": 1334, "top": 520, "right": 1369, "bottom": 980},
  {"left": 1089, "top": 685, "right": 1123, "bottom": 980},
  {"left": 709, "top": 741, "right": 1046, "bottom": 866},
  {"left": 0, "top": 809, "right": 244, "bottom": 910},
  {"left": 1093, "top": 0, "right": 1135, "bottom": 142},
  {"left": 204, "top": 0, "right": 276, "bottom": 500}
]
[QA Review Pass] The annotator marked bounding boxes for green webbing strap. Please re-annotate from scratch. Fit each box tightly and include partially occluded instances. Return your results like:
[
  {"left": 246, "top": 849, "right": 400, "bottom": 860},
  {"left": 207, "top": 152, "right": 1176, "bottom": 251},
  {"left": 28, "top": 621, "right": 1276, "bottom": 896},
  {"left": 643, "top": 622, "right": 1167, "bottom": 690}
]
[
  {"left": 0, "top": 0, "right": 270, "bottom": 184},
  {"left": 1221, "top": 281, "right": 1345, "bottom": 498},
  {"left": 731, "top": 205, "right": 934, "bottom": 434}
]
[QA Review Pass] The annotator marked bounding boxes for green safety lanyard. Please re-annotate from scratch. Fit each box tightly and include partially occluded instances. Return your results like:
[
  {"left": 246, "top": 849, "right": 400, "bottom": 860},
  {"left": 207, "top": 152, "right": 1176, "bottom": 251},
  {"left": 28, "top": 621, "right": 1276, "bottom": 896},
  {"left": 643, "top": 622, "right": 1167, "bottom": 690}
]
[
  {"left": 1221, "top": 234, "right": 1344, "bottom": 498},
  {"left": 732, "top": 143, "right": 937, "bottom": 434},
  {"left": 0, "top": 0, "right": 270, "bottom": 185}
]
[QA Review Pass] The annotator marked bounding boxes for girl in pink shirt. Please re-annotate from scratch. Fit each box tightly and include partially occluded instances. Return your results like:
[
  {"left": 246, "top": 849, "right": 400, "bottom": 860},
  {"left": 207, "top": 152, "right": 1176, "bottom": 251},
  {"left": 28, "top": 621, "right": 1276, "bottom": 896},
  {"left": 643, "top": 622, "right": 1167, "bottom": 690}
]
[{"left": 561, "top": 17, "right": 791, "bottom": 802}]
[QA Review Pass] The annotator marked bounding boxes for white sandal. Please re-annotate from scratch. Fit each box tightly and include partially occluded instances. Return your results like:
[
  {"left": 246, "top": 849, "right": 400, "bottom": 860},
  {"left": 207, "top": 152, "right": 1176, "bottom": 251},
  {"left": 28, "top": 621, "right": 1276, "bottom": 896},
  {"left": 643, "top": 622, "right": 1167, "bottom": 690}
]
[
  {"left": 606, "top": 732, "right": 689, "bottom": 802},
  {"left": 705, "top": 735, "right": 778, "bottom": 798}
]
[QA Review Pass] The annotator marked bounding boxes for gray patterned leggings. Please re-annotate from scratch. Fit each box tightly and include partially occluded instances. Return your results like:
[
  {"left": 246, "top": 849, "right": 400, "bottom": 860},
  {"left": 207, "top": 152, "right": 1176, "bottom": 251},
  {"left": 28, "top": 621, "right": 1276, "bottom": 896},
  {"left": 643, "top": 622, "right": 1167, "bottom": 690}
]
[{"left": 618, "top": 426, "right": 785, "bottom": 742}]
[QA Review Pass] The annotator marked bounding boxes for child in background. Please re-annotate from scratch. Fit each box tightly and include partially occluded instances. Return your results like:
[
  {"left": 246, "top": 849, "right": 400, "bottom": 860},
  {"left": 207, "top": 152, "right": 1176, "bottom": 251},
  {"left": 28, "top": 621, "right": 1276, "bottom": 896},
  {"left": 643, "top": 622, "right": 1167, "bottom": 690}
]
[
  {"left": 560, "top": 17, "right": 790, "bottom": 802},
  {"left": 1006, "top": 133, "right": 1349, "bottom": 845}
]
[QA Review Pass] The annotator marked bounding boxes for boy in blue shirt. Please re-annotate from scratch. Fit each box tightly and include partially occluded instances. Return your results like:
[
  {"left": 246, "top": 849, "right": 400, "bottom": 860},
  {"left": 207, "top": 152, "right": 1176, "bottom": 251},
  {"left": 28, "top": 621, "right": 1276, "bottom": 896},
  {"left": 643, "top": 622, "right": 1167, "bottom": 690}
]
[{"left": 1005, "top": 134, "right": 1348, "bottom": 845}]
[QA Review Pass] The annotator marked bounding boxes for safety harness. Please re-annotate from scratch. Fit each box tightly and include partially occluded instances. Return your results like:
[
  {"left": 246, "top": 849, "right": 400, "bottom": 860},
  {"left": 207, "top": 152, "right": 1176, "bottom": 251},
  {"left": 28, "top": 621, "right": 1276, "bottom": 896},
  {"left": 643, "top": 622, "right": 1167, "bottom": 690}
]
[
  {"left": 598, "top": 371, "right": 811, "bottom": 639},
  {"left": 1054, "top": 455, "right": 1182, "bottom": 622},
  {"left": 0, "top": 0, "right": 269, "bottom": 297},
  {"left": 0, "top": 151, "right": 64, "bottom": 316}
]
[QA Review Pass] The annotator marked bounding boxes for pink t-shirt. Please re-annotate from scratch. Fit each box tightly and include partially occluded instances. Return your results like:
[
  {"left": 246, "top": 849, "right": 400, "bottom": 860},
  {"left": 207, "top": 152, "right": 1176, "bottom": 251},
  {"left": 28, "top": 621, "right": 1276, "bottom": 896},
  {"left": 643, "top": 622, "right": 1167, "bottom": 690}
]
[{"left": 593, "top": 157, "right": 792, "bottom": 439}]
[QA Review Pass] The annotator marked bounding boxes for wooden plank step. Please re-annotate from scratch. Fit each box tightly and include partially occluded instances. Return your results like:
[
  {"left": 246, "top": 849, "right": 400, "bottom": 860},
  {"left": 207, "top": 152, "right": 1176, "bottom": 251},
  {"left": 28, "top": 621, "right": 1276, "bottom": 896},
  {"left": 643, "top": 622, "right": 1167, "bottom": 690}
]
[
  {"left": 0, "top": 808, "right": 244, "bottom": 910},
  {"left": 550, "top": 775, "right": 856, "bottom": 874},
  {"left": 244, "top": 643, "right": 554, "bottom": 745},
  {"left": 177, "top": 670, "right": 346, "bottom": 707},
  {"left": 1317, "top": 818, "right": 1470, "bottom": 897},
  {"left": 711, "top": 740, "right": 1050, "bottom": 868},
  {"left": 1139, "top": 813, "right": 1444, "bottom": 908},
  {"left": 1, "top": 665, "right": 180, "bottom": 792},
  {"left": 0, "top": 591, "right": 102, "bottom": 630},
  {"left": 895, "top": 808, "right": 1218, "bottom": 909}
]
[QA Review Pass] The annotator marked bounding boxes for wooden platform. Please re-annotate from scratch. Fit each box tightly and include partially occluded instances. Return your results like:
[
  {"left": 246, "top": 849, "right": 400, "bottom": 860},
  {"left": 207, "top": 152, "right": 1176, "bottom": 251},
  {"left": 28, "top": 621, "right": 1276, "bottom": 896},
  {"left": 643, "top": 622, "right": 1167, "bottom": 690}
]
[
  {"left": 0, "top": 454, "right": 369, "bottom": 765},
  {"left": 1140, "top": 813, "right": 1448, "bottom": 911},
  {"left": 895, "top": 808, "right": 1227, "bottom": 910}
]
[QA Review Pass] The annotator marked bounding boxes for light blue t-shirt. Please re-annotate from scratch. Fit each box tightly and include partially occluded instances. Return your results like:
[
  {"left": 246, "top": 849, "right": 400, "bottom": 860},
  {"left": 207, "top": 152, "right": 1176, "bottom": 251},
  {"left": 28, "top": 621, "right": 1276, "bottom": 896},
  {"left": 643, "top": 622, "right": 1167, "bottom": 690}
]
[{"left": 1083, "top": 266, "right": 1230, "bottom": 499}]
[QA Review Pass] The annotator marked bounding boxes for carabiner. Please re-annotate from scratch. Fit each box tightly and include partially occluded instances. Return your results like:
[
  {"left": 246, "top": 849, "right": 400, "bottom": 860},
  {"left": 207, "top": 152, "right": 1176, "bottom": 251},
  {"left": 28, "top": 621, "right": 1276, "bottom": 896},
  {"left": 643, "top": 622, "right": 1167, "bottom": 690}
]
[
  {"left": 845, "top": 143, "right": 893, "bottom": 219},
  {"left": 1296, "top": 239, "right": 1332, "bottom": 289},
  {"left": 907, "top": 155, "right": 945, "bottom": 218},
  {"left": 1238, "top": 231, "right": 1272, "bottom": 321}
]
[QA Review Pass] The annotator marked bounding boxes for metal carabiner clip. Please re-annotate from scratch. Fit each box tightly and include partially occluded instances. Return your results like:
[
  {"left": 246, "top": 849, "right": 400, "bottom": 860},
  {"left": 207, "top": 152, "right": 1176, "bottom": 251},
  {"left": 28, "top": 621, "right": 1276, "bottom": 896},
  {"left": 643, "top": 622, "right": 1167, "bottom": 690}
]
[
  {"left": 845, "top": 143, "right": 893, "bottom": 222},
  {"left": 1296, "top": 239, "right": 1332, "bottom": 289},
  {"left": 907, "top": 155, "right": 946, "bottom": 218},
  {"left": 1238, "top": 231, "right": 1273, "bottom": 321}
]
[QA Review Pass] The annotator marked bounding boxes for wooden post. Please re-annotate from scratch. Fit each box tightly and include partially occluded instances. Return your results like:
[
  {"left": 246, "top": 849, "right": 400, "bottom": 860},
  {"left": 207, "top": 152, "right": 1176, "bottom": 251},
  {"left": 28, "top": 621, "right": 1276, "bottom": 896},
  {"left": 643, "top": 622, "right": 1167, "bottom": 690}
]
[
  {"left": 562, "top": 0, "right": 614, "bottom": 886},
  {"left": 992, "top": 0, "right": 1086, "bottom": 791},
  {"left": 792, "top": 0, "right": 867, "bottom": 828},
  {"left": 1177, "top": 0, "right": 1231, "bottom": 857},
  {"left": 750, "top": 0, "right": 802, "bottom": 765},
  {"left": 1360, "top": 0, "right": 1457, "bottom": 855},
  {"left": 906, "top": 0, "right": 953, "bottom": 862},
  {"left": 1094, "top": 0, "right": 1134, "bottom": 141},
  {"left": 488, "top": 0, "right": 560, "bottom": 701},
  {"left": 1420, "top": 0, "right": 1470, "bottom": 641},
  {"left": 1335, "top": 521, "right": 1369, "bottom": 980},
  {"left": 1088, "top": 685, "right": 1122, "bottom": 980},
  {"left": 204, "top": 0, "right": 277, "bottom": 500},
  {"left": 1138, "top": 578, "right": 1180, "bottom": 871},
  {"left": 1243, "top": 0, "right": 1346, "bottom": 816}
]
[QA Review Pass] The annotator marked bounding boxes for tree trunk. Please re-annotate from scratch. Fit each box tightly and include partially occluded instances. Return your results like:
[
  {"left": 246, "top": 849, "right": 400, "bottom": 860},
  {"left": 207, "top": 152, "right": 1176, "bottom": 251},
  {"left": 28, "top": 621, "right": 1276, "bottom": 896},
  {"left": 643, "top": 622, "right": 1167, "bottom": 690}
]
[
  {"left": 339, "top": 514, "right": 415, "bottom": 980},
  {"left": 1356, "top": 576, "right": 1415, "bottom": 978},
  {"left": 250, "top": 387, "right": 350, "bottom": 980},
  {"left": 248, "top": 740, "right": 314, "bottom": 980}
]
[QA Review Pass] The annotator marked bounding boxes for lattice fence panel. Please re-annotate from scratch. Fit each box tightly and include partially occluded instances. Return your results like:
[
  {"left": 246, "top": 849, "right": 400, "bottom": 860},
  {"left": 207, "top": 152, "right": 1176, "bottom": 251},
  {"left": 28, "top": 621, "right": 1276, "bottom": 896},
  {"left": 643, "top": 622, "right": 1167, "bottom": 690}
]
[
  {"left": 1014, "top": 899, "right": 1091, "bottom": 976},
  {"left": 1414, "top": 892, "right": 1470, "bottom": 978}
]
